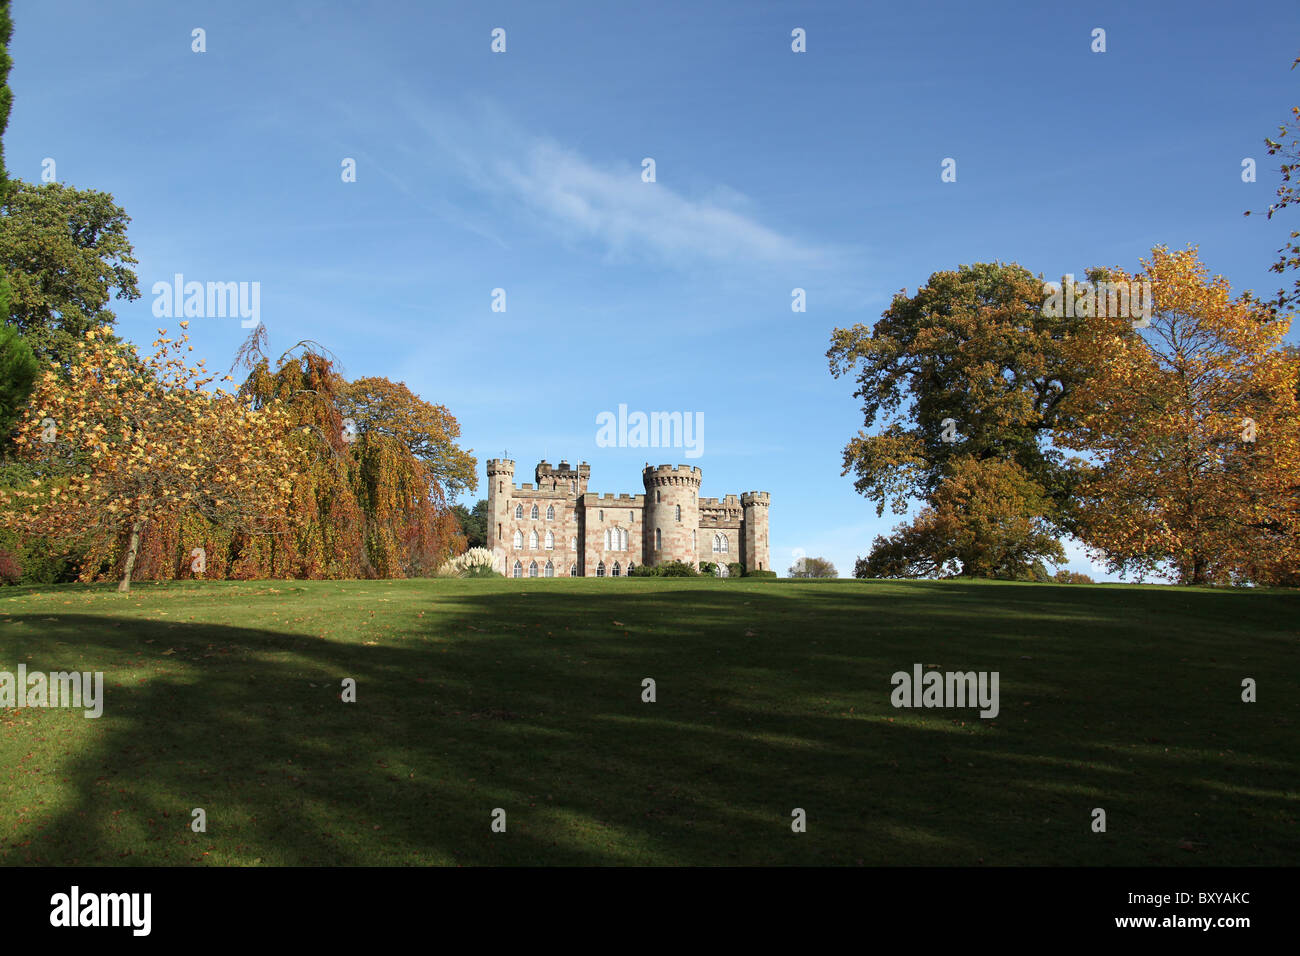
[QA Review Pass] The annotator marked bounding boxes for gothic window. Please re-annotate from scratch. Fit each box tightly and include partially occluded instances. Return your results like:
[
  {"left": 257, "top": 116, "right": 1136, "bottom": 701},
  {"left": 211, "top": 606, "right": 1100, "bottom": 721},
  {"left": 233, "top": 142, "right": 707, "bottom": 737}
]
[
  {"left": 570, "top": 564, "right": 578, "bottom": 577},
  {"left": 545, "top": 530, "right": 555, "bottom": 550},
  {"left": 529, "top": 561, "right": 538, "bottom": 578},
  {"left": 530, "top": 504, "right": 539, "bottom": 520},
  {"left": 545, "top": 560, "right": 554, "bottom": 577},
  {"left": 612, "top": 562, "right": 621, "bottom": 577},
  {"left": 515, "top": 504, "right": 523, "bottom": 519},
  {"left": 513, "top": 530, "right": 524, "bottom": 549},
  {"left": 597, "top": 562, "right": 606, "bottom": 577},
  {"left": 546, "top": 505, "right": 555, "bottom": 520},
  {"left": 627, "top": 562, "right": 636, "bottom": 574},
  {"left": 529, "top": 529, "right": 539, "bottom": 549},
  {"left": 655, "top": 528, "right": 662, "bottom": 550},
  {"left": 721, "top": 534, "right": 729, "bottom": 554},
  {"left": 512, "top": 560, "right": 522, "bottom": 578}
]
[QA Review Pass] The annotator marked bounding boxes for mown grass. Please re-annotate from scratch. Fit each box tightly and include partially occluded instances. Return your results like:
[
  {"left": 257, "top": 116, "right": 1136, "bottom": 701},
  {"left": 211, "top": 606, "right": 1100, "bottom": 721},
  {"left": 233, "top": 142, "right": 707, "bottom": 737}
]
[{"left": 0, "top": 577, "right": 1295, "bottom": 865}]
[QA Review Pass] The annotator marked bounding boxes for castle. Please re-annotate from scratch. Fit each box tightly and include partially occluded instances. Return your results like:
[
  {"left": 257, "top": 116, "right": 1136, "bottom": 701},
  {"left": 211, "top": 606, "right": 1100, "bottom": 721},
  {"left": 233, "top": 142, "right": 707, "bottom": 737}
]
[{"left": 486, "top": 459, "right": 770, "bottom": 577}]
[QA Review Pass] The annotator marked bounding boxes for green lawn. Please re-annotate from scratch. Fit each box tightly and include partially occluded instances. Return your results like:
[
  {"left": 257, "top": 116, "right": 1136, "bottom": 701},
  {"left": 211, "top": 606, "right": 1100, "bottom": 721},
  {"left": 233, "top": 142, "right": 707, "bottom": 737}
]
[{"left": 0, "top": 577, "right": 1295, "bottom": 865}]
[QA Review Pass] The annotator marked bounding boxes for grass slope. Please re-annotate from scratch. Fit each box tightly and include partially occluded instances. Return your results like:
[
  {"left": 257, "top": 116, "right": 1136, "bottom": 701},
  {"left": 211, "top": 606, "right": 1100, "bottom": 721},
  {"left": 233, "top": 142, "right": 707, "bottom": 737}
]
[{"left": 0, "top": 578, "right": 1295, "bottom": 865}]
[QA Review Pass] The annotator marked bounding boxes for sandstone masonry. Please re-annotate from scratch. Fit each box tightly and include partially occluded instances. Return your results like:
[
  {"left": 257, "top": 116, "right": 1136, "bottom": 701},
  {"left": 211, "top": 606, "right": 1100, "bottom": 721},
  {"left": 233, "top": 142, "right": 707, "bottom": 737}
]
[{"left": 486, "top": 459, "right": 770, "bottom": 577}]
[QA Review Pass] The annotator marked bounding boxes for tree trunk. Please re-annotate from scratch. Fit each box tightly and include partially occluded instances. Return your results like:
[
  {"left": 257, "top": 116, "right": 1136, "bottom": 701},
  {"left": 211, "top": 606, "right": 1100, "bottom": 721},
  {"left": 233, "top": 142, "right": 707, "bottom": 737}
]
[{"left": 118, "top": 519, "right": 143, "bottom": 593}]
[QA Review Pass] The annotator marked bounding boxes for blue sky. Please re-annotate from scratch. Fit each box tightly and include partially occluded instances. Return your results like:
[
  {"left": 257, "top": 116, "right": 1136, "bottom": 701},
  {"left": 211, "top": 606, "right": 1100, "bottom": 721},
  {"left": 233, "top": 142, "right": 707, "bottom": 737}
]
[{"left": 6, "top": 0, "right": 1299, "bottom": 579}]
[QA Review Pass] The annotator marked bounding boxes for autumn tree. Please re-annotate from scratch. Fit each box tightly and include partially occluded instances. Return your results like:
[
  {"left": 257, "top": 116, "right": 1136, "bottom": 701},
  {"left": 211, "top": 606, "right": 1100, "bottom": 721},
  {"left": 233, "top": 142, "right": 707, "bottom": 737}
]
[
  {"left": 1057, "top": 246, "right": 1300, "bottom": 585},
  {"left": 0, "top": 182, "right": 140, "bottom": 367},
  {"left": 854, "top": 457, "right": 1065, "bottom": 580},
  {"left": 450, "top": 499, "right": 488, "bottom": 549},
  {"left": 828, "top": 262, "right": 1084, "bottom": 519},
  {"left": 337, "top": 376, "right": 477, "bottom": 498},
  {"left": 0, "top": 324, "right": 298, "bottom": 590}
]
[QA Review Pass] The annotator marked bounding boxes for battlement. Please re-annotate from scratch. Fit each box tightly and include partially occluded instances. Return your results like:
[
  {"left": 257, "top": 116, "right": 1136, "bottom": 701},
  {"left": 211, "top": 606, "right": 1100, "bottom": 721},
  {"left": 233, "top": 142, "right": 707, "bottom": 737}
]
[
  {"left": 642, "top": 464, "right": 702, "bottom": 487},
  {"left": 582, "top": 493, "right": 646, "bottom": 505},
  {"left": 741, "top": 491, "right": 771, "bottom": 507},
  {"left": 486, "top": 458, "right": 515, "bottom": 474},
  {"left": 536, "top": 459, "right": 590, "bottom": 482},
  {"left": 699, "top": 494, "right": 740, "bottom": 508}
]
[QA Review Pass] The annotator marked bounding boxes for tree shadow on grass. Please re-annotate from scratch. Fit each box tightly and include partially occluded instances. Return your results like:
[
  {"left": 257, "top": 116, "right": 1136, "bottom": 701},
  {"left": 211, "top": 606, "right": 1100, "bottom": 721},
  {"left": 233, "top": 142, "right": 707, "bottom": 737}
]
[{"left": 2, "top": 579, "right": 1296, "bottom": 865}]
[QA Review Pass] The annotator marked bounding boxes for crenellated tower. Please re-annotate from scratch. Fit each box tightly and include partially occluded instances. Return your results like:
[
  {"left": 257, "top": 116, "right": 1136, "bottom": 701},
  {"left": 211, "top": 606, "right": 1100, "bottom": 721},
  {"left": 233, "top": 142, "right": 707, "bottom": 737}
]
[
  {"left": 486, "top": 458, "right": 515, "bottom": 559},
  {"left": 643, "top": 464, "right": 702, "bottom": 567},
  {"left": 741, "top": 491, "right": 770, "bottom": 573}
]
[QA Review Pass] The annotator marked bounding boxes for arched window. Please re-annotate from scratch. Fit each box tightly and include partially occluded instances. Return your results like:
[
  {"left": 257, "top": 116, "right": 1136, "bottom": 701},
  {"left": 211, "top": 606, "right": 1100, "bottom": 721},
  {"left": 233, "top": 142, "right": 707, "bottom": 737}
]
[
  {"left": 721, "top": 534, "right": 729, "bottom": 554},
  {"left": 544, "top": 560, "right": 554, "bottom": 577},
  {"left": 529, "top": 530, "right": 539, "bottom": 550},
  {"left": 530, "top": 504, "right": 539, "bottom": 520},
  {"left": 570, "top": 480, "right": 576, "bottom": 493},
  {"left": 676, "top": 504, "right": 681, "bottom": 522},
  {"left": 545, "top": 530, "right": 555, "bottom": 550},
  {"left": 655, "top": 528, "right": 662, "bottom": 550},
  {"left": 596, "top": 562, "right": 606, "bottom": 577},
  {"left": 529, "top": 561, "right": 538, "bottom": 578},
  {"left": 604, "top": 528, "right": 611, "bottom": 551},
  {"left": 513, "top": 530, "right": 524, "bottom": 549},
  {"left": 627, "top": 562, "right": 636, "bottom": 574},
  {"left": 612, "top": 562, "right": 621, "bottom": 577},
  {"left": 546, "top": 505, "right": 555, "bottom": 520},
  {"left": 514, "top": 504, "right": 523, "bottom": 519},
  {"left": 570, "top": 564, "right": 578, "bottom": 577},
  {"left": 512, "top": 560, "right": 522, "bottom": 578}
]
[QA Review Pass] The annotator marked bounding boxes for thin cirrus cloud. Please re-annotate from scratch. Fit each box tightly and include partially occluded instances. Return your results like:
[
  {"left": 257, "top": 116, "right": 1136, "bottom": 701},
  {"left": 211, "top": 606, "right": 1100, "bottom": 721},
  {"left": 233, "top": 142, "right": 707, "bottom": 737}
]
[{"left": 393, "top": 97, "right": 835, "bottom": 271}]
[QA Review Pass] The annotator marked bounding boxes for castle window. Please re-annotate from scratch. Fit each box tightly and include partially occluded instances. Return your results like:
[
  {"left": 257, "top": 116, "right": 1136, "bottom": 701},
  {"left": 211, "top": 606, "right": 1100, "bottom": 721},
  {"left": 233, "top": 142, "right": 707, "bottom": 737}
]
[
  {"left": 570, "top": 537, "right": 577, "bottom": 551},
  {"left": 513, "top": 530, "right": 524, "bottom": 549},
  {"left": 570, "top": 564, "right": 578, "bottom": 577},
  {"left": 530, "top": 504, "right": 539, "bottom": 520},
  {"left": 571, "top": 481, "right": 576, "bottom": 493},
  {"left": 721, "top": 534, "right": 729, "bottom": 554},
  {"left": 629, "top": 511, "right": 634, "bottom": 522},
  {"left": 692, "top": 529, "right": 697, "bottom": 551},
  {"left": 599, "top": 510, "right": 604, "bottom": 522},
  {"left": 546, "top": 505, "right": 555, "bottom": 521},
  {"left": 612, "top": 562, "right": 621, "bottom": 577},
  {"left": 597, "top": 562, "right": 606, "bottom": 577},
  {"left": 529, "top": 529, "right": 539, "bottom": 550},
  {"left": 498, "top": 481, "right": 503, "bottom": 493},
  {"left": 656, "top": 491, "right": 661, "bottom": 503},
  {"left": 545, "top": 560, "right": 554, "bottom": 577},
  {"left": 627, "top": 562, "right": 636, "bottom": 574},
  {"left": 512, "top": 560, "right": 522, "bottom": 578},
  {"left": 545, "top": 530, "right": 555, "bottom": 550},
  {"left": 676, "top": 504, "right": 681, "bottom": 522},
  {"left": 529, "top": 561, "right": 538, "bottom": 578},
  {"left": 655, "top": 528, "right": 662, "bottom": 550}
]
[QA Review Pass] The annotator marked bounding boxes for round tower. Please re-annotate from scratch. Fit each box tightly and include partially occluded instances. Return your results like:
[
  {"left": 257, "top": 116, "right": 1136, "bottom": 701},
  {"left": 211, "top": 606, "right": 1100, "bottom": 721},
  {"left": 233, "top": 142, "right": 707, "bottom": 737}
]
[
  {"left": 643, "top": 464, "right": 702, "bottom": 568},
  {"left": 486, "top": 459, "right": 515, "bottom": 567},
  {"left": 741, "top": 491, "right": 771, "bottom": 573}
]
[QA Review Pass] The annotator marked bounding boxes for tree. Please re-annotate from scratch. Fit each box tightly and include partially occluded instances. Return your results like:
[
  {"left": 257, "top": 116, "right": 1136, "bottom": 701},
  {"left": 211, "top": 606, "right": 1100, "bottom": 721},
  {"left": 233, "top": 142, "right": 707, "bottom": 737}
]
[
  {"left": 1244, "top": 55, "right": 1300, "bottom": 314},
  {"left": 450, "top": 499, "right": 488, "bottom": 549},
  {"left": 827, "top": 262, "right": 1084, "bottom": 519},
  {"left": 0, "top": 182, "right": 141, "bottom": 367},
  {"left": 0, "top": 324, "right": 298, "bottom": 591},
  {"left": 788, "top": 556, "right": 837, "bottom": 578},
  {"left": 0, "top": 0, "right": 13, "bottom": 198},
  {"left": 855, "top": 458, "right": 1065, "bottom": 579},
  {"left": 337, "top": 377, "right": 477, "bottom": 499},
  {"left": 1057, "top": 246, "right": 1300, "bottom": 585},
  {"left": 0, "top": 320, "right": 35, "bottom": 443}
]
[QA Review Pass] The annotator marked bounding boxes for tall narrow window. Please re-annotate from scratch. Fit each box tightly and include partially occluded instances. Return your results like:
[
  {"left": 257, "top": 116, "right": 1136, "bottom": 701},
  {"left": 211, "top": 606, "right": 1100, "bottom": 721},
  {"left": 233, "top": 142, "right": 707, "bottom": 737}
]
[
  {"left": 597, "top": 562, "right": 606, "bottom": 577},
  {"left": 531, "top": 504, "right": 539, "bottom": 520},
  {"left": 512, "top": 560, "right": 522, "bottom": 578},
  {"left": 529, "top": 561, "right": 538, "bottom": 578},
  {"left": 627, "top": 562, "right": 636, "bottom": 574},
  {"left": 676, "top": 504, "right": 681, "bottom": 522},
  {"left": 655, "top": 528, "right": 662, "bottom": 550},
  {"left": 692, "top": 529, "right": 696, "bottom": 551},
  {"left": 630, "top": 511, "right": 634, "bottom": 522},
  {"left": 513, "top": 530, "right": 524, "bottom": 549},
  {"left": 544, "top": 560, "right": 554, "bottom": 577},
  {"left": 599, "top": 510, "right": 604, "bottom": 521},
  {"left": 570, "top": 564, "right": 578, "bottom": 576},
  {"left": 546, "top": 504, "right": 555, "bottom": 520},
  {"left": 515, "top": 504, "right": 523, "bottom": 519},
  {"left": 612, "top": 562, "right": 621, "bottom": 577},
  {"left": 529, "top": 530, "right": 539, "bottom": 550},
  {"left": 570, "top": 537, "right": 576, "bottom": 551},
  {"left": 545, "top": 531, "right": 555, "bottom": 550}
]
